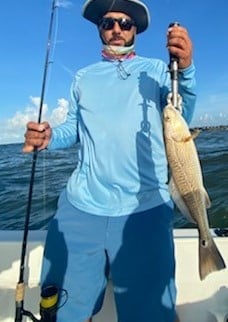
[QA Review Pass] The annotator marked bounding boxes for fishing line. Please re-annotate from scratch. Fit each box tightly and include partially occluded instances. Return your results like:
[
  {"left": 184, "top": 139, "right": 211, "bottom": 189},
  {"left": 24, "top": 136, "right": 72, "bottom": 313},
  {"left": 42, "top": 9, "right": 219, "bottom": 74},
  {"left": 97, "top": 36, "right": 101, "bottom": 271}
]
[
  {"left": 41, "top": 6, "right": 59, "bottom": 220},
  {"left": 15, "top": 1, "right": 59, "bottom": 321}
]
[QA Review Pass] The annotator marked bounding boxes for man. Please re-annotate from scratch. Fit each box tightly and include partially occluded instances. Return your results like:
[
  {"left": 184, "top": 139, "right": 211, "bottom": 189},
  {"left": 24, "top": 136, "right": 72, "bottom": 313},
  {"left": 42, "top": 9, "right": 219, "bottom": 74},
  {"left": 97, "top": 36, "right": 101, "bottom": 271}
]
[{"left": 24, "top": 0, "right": 196, "bottom": 321}]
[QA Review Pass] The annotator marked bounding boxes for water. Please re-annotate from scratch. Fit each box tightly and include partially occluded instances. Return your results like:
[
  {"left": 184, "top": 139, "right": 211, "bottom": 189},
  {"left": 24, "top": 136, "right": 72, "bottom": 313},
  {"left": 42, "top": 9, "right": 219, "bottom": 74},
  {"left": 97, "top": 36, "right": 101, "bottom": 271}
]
[
  {"left": 174, "top": 128, "right": 228, "bottom": 228},
  {"left": 0, "top": 128, "right": 227, "bottom": 230}
]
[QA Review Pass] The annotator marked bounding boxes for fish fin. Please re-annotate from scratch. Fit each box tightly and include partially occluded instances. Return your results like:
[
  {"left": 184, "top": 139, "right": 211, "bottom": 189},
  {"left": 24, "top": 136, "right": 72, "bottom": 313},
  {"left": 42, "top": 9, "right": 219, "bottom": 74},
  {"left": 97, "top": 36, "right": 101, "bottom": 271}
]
[
  {"left": 199, "top": 235, "right": 226, "bottom": 280},
  {"left": 183, "top": 135, "right": 192, "bottom": 143},
  {"left": 172, "top": 134, "right": 192, "bottom": 143},
  {"left": 183, "top": 129, "right": 200, "bottom": 142},
  {"left": 169, "top": 177, "right": 196, "bottom": 223},
  {"left": 203, "top": 188, "right": 211, "bottom": 208},
  {"left": 190, "top": 129, "right": 201, "bottom": 139},
  {"left": 181, "top": 129, "right": 200, "bottom": 143}
]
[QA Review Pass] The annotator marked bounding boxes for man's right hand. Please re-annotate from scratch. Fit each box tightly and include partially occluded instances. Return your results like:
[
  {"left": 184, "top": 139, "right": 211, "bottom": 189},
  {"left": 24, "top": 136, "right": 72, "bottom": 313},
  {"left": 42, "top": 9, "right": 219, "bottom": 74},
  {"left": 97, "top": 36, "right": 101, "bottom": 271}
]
[{"left": 23, "top": 121, "right": 52, "bottom": 153}]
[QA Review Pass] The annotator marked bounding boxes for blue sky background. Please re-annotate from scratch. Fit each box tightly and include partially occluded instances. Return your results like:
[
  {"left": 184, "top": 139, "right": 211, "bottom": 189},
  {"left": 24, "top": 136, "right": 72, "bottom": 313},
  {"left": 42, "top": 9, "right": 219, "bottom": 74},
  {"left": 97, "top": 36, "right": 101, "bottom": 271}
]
[{"left": 0, "top": 0, "right": 227, "bottom": 144}]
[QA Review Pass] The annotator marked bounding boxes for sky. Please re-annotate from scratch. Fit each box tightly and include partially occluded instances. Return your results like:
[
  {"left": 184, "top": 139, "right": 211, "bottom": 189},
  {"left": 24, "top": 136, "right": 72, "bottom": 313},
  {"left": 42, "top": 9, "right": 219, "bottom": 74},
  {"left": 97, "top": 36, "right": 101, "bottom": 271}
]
[{"left": 0, "top": 0, "right": 227, "bottom": 144}]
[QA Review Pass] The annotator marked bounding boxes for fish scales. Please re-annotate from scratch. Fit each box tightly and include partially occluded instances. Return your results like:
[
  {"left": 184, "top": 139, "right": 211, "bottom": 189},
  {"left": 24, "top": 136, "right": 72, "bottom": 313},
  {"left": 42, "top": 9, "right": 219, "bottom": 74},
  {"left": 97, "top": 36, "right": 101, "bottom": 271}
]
[
  {"left": 165, "top": 131, "right": 206, "bottom": 223},
  {"left": 163, "top": 104, "right": 226, "bottom": 280}
]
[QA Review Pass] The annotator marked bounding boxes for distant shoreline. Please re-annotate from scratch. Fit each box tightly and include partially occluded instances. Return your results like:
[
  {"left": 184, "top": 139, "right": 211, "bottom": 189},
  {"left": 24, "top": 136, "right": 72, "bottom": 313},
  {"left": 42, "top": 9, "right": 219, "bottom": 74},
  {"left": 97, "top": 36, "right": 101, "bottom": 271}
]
[
  {"left": 192, "top": 125, "right": 228, "bottom": 131},
  {"left": 0, "top": 125, "right": 227, "bottom": 146}
]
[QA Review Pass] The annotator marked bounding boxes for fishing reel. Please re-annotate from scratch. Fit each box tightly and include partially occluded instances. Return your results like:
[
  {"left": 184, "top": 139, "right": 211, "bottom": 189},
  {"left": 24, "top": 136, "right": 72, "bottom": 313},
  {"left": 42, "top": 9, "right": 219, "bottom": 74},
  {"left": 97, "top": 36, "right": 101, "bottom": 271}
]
[
  {"left": 15, "top": 285, "right": 67, "bottom": 322},
  {"left": 39, "top": 285, "right": 59, "bottom": 322}
]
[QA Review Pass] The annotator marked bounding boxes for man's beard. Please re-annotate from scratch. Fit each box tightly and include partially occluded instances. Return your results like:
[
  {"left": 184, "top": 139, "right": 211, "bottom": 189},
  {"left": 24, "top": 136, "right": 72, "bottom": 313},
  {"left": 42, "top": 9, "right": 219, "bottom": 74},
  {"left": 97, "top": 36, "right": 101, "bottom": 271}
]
[{"left": 99, "top": 32, "right": 135, "bottom": 47}]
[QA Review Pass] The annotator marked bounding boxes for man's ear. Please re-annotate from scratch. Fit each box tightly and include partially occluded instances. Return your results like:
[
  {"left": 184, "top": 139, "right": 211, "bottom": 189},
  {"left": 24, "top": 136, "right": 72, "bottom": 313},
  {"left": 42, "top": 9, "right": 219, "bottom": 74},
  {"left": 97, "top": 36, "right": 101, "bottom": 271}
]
[{"left": 98, "top": 28, "right": 107, "bottom": 45}]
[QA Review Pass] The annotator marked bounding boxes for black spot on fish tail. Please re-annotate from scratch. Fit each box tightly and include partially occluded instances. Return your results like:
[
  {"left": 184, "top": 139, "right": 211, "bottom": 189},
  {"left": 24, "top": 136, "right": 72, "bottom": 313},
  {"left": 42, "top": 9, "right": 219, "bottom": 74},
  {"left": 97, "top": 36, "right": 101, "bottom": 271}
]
[
  {"left": 201, "top": 239, "right": 208, "bottom": 247},
  {"left": 199, "top": 236, "right": 226, "bottom": 280}
]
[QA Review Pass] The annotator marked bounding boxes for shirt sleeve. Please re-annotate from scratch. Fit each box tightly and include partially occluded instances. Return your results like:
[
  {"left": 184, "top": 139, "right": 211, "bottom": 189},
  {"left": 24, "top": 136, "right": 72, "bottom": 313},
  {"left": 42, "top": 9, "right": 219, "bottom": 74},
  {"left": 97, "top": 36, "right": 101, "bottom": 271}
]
[
  {"left": 178, "top": 63, "right": 197, "bottom": 123},
  {"left": 47, "top": 74, "right": 80, "bottom": 150}
]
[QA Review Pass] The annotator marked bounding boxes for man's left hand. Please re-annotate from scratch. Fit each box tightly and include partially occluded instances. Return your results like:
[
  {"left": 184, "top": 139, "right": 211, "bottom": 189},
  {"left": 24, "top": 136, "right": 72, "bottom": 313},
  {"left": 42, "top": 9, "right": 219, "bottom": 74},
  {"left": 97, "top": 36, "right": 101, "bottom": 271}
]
[{"left": 167, "top": 24, "right": 193, "bottom": 69}]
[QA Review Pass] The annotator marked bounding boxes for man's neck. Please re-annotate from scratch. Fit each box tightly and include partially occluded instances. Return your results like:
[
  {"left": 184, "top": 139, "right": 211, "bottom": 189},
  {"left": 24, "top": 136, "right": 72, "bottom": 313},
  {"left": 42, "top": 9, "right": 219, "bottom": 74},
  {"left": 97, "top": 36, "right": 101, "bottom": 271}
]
[{"left": 102, "top": 44, "right": 135, "bottom": 60}]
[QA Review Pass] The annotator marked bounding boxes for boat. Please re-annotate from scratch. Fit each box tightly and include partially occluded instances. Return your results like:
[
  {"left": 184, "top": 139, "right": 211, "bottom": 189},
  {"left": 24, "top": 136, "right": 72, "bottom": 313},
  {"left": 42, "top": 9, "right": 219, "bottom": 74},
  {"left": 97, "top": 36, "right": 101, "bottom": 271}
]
[{"left": 0, "top": 228, "right": 227, "bottom": 322}]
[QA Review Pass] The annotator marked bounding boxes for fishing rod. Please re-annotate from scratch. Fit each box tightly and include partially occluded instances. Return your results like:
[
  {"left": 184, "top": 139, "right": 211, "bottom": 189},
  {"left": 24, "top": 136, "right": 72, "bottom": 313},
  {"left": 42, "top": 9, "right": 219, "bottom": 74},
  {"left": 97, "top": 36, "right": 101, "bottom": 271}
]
[
  {"left": 168, "top": 22, "right": 180, "bottom": 110},
  {"left": 15, "top": 1, "right": 58, "bottom": 321}
]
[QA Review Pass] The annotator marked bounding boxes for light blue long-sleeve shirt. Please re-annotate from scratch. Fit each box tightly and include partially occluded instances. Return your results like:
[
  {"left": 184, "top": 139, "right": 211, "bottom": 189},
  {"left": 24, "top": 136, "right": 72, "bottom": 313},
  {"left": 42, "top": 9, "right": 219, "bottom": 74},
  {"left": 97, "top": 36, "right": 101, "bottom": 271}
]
[{"left": 48, "top": 55, "right": 196, "bottom": 216}]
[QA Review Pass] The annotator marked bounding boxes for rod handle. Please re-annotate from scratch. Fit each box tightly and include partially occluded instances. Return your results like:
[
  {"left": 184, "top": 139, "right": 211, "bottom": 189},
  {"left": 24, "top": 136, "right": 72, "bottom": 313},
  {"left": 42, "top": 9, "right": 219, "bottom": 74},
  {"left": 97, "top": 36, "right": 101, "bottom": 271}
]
[{"left": 168, "top": 22, "right": 180, "bottom": 64}]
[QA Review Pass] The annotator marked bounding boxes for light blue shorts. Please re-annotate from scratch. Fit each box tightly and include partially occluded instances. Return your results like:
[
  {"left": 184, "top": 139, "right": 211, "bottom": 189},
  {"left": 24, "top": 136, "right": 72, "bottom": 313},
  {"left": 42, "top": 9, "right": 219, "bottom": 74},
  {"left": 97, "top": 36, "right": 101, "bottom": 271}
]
[{"left": 41, "top": 189, "right": 176, "bottom": 322}]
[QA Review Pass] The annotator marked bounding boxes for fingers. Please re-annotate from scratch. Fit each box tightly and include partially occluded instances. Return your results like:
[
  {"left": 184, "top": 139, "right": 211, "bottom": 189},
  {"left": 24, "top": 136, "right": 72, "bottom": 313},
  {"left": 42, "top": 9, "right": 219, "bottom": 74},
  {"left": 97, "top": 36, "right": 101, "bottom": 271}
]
[
  {"left": 167, "top": 25, "right": 192, "bottom": 69},
  {"left": 23, "top": 121, "right": 52, "bottom": 153}
]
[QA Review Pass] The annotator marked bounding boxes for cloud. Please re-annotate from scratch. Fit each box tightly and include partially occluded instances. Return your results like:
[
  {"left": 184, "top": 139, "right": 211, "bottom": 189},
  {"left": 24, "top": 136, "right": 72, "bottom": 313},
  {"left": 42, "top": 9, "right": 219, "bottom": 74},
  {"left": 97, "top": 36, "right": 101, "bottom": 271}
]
[
  {"left": 191, "top": 90, "right": 228, "bottom": 127},
  {"left": 56, "top": 0, "right": 73, "bottom": 9},
  {"left": 50, "top": 98, "right": 69, "bottom": 126},
  {"left": 197, "top": 112, "right": 227, "bottom": 127},
  {"left": 0, "top": 96, "right": 69, "bottom": 145},
  {"left": 192, "top": 109, "right": 228, "bottom": 127},
  {"left": 1, "top": 90, "right": 227, "bottom": 145}
]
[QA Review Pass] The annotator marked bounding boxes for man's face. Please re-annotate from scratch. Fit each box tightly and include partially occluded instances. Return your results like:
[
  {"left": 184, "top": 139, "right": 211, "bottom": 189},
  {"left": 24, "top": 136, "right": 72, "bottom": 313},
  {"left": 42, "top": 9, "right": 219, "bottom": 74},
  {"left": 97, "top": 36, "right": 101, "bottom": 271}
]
[{"left": 99, "top": 12, "right": 136, "bottom": 46}]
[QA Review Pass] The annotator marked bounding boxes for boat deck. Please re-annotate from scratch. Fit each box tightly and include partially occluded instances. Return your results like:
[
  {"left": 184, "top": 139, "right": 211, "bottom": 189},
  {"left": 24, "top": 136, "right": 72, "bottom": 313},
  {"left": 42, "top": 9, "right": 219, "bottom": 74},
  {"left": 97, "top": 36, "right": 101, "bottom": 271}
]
[{"left": 0, "top": 229, "right": 228, "bottom": 322}]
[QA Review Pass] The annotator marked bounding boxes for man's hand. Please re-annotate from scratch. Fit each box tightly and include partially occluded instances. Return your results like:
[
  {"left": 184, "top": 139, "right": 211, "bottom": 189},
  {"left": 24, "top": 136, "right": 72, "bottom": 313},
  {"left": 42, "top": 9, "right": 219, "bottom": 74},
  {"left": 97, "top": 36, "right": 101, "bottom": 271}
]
[
  {"left": 23, "top": 121, "right": 52, "bottom": 153},
  {"left": 167, "top": 24, "right": 193, "bottom": 69}
]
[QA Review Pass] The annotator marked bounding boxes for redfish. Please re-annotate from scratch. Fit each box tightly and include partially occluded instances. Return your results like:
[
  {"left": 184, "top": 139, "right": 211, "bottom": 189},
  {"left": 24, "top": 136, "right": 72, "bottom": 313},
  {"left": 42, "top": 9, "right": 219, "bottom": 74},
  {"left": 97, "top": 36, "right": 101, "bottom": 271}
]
[{"left": 163, "top": 104, "right": 226, "bottom": 280}]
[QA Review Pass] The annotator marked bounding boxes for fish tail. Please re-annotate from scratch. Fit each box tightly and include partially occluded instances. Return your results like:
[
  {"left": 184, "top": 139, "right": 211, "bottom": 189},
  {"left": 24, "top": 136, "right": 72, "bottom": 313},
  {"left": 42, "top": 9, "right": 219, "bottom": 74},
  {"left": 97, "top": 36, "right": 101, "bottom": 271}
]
[{"left": 199, "top": 236, "right": 226, "bottom": 280}]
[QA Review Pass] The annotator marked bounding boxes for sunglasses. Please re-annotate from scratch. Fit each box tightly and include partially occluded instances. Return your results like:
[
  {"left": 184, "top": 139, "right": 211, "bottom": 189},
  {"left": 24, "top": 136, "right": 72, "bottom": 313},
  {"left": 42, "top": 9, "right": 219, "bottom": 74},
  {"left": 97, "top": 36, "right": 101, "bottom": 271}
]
[{"left": 99, "top": 17, "right": 136, "bottom": 31}]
